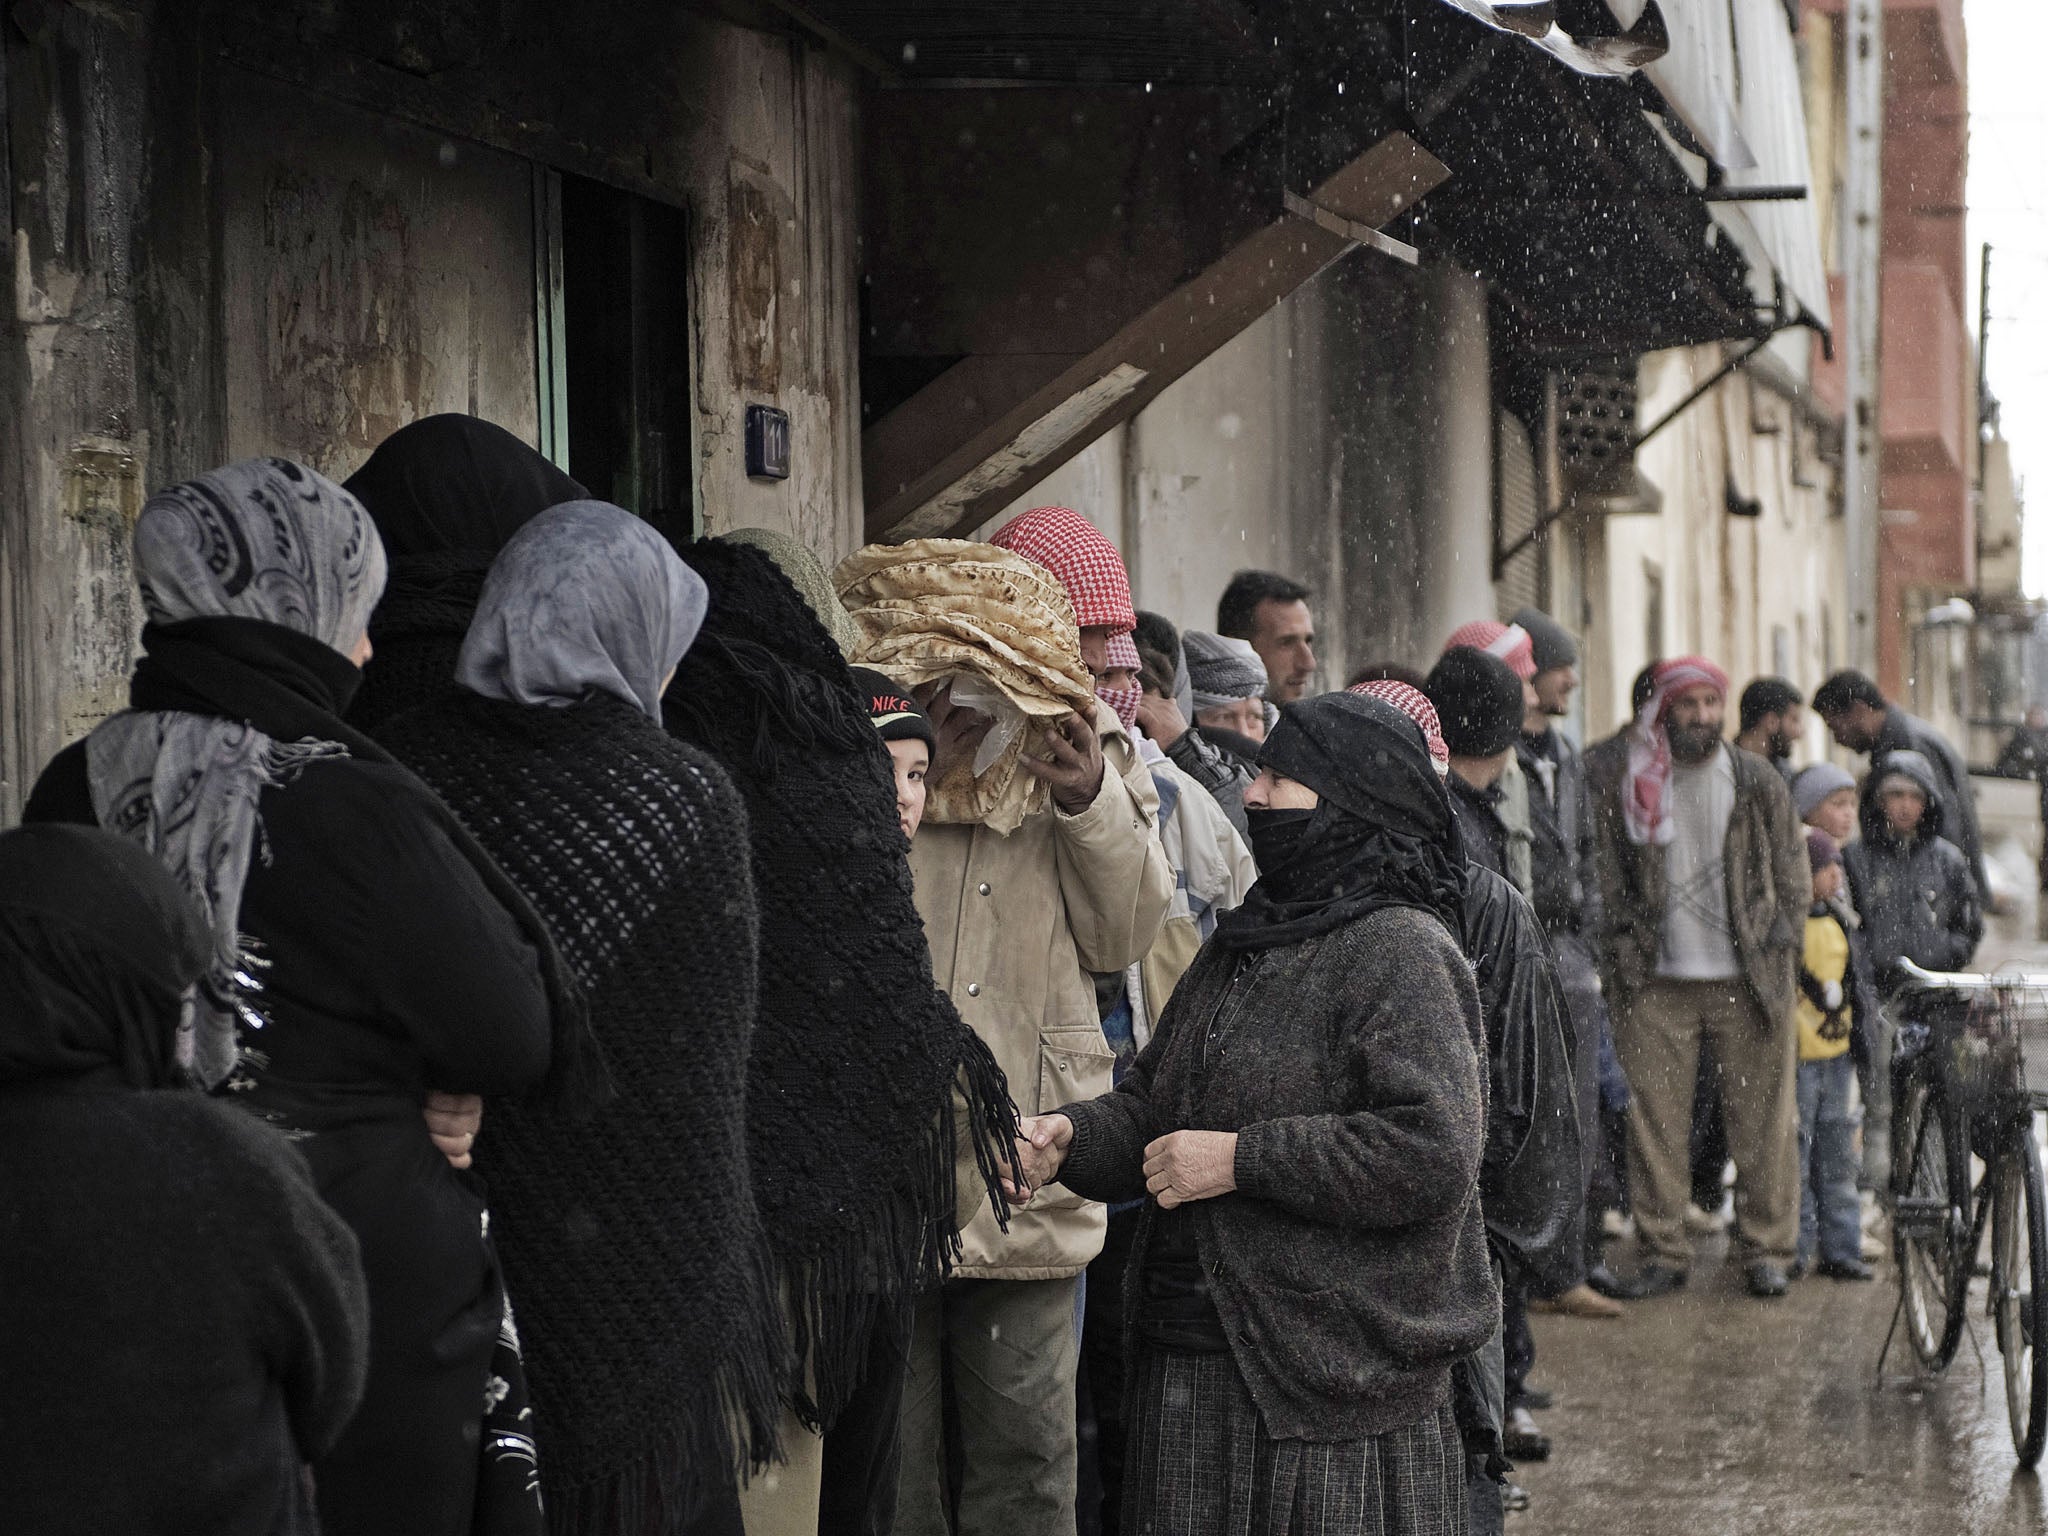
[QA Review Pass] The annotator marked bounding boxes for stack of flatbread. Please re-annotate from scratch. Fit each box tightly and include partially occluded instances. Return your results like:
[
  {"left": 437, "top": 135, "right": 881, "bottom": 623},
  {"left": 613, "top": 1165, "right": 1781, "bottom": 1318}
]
[{"left": 835, "top": 539, "right": 1096, "bottom": 835}]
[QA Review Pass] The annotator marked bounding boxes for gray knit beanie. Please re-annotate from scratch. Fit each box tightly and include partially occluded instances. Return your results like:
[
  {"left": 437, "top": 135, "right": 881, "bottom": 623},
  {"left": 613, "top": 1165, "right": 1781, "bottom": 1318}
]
[
  {"left": 1511, "top": 607, "right": 1579, "bottom": 674},
  {"left": 1792, "top": 762, "right": 1857, "bottom": 821}
]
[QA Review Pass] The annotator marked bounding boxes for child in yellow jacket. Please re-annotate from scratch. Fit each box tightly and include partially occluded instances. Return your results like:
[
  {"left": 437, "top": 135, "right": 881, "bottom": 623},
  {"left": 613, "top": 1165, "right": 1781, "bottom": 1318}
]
[{"left": 1794, "top": 829, "right": 1874, "bottom": 1281}]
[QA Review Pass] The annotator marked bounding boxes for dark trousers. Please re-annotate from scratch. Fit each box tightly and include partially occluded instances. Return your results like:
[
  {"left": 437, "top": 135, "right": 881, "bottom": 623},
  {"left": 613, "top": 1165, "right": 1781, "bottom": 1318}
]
[
  {"left": 1690, "top": 1034, "right": 1731, "bottom": 1212},
  {"left": 1075, "top": 1208, "right": 1139, "bottom": 1536},
  {"left": 1502, "top": 1278, "right": 1534, "bottom": 1406},
  {"left": 821, "top": 1304, "right": 914, "bottom": 1536}
]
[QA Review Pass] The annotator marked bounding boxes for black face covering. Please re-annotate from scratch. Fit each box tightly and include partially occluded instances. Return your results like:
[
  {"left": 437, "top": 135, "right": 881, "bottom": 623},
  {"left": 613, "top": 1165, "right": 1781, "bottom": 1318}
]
[
  {"left": 1216, "top": 694, "right": 1467, "bottom": 951},
  {"left": 1245, "top": 806, "right": 1315, "bottom": 873}
]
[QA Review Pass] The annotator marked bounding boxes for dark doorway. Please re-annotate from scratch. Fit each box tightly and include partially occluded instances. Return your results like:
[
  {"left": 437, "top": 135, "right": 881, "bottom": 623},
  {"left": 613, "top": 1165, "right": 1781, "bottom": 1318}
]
[{"left": 560, "top": 174, "right": 693, "bottom": 541}]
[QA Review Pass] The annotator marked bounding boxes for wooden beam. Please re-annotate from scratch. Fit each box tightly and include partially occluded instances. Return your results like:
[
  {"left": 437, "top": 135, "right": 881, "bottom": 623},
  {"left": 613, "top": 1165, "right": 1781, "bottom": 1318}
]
[{"left": 863, "top": 131, "right": 1450, "bottom": 541}]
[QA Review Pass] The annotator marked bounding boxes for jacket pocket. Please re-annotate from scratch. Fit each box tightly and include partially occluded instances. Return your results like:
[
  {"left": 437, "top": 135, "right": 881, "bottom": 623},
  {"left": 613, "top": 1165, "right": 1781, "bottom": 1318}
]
[{"left": 1038, "top": 1024, "right": 1114, "bottom": 1115}]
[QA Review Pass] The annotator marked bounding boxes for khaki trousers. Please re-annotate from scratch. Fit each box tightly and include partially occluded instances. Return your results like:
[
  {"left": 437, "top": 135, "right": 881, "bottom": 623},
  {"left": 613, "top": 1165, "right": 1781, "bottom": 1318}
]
[
  {"left": 1615, "top": 978, "right": 1800, "bottom": 1269},
  {"left": 892, "top": 1276, "right": 1080, "bottom": 1536},
  {"left": 736, "top": 1404, "right": 823, "bottom": 1536}
]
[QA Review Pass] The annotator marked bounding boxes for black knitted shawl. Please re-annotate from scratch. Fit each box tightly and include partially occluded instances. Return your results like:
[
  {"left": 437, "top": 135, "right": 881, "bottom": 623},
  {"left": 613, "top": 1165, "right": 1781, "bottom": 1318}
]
[
  {"left": 663, "top": 538, "right": 1018, "bottom": 1429},
  {"left": 379, "top": 689, "right": 785, "bottom": 1531}
]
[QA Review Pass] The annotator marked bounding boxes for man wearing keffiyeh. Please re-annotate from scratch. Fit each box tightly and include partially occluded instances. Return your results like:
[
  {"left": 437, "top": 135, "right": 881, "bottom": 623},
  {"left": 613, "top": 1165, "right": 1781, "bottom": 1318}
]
[{"left": 1587, "top": 656, "right": 1811, "bottom": 1301}]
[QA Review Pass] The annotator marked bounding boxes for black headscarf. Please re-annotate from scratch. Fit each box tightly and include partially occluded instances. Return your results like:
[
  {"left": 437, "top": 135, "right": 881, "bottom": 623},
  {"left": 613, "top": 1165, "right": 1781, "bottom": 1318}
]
[
  {"left": 343, "top": 415, "right": 587, "bottom": 731},
  {"left": 344, "top": 414, "right": 585, "bottom": 616},
  {"left": 127, "top": 614, "right": 599, "bottom": 1109},
  {"left": 0, "top": 824, "right": 211, "bottom": 1091},
  {"left": 1217, "top": 692, "right": 1467, "bottom": 950}
]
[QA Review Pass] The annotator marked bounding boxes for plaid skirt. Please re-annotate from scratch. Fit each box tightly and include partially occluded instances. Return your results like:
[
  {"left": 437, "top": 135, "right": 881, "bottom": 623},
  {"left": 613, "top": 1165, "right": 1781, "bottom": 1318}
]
[{"left": 1122, "top": 1349, "right": 1466, "bottom": 1536}]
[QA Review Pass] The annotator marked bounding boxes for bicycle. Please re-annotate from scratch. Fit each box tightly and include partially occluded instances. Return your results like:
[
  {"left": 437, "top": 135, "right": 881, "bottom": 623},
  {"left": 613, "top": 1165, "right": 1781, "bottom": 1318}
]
[{"left": 1880, "top": 959, "right": 2048, "bottom": 1468}]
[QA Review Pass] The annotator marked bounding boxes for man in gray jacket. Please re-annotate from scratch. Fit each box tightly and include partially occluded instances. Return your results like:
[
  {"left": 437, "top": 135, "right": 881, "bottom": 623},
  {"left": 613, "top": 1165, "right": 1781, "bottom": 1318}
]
[{"left": 1588, "top": 657, "right": 1809, "bottom": 1300}]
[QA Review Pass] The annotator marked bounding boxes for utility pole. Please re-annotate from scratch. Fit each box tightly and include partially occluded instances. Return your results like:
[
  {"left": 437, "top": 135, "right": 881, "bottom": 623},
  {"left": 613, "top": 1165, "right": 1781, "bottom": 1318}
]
[
  {"left": 1976, "top": 241, "right": 1993, "bottom": 581},
  {"left": 1842, "top": 0, "right": 1884, "bottom": 672}
]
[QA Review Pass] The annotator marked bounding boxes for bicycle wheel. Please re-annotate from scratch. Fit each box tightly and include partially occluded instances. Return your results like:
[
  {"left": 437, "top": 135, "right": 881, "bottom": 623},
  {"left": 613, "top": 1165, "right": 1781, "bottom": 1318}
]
[
  {"left": 1993, "top": 1115, "right": 2048, "bottom": 1467},
  {"left": 1894, "top": 1070, "right": 1970, "bottom": 1369}
]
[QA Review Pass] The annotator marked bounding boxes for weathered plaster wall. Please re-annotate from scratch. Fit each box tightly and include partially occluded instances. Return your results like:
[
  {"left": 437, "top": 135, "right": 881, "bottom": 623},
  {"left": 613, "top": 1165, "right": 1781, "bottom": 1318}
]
[
  {"left": 672, "top": 25, "right": 863, "bottom": 555},
  {"left": 3, "top": 1, "right": 866, "bottom": 823},
  {"left": 988, "top": 251, "right": 1497, "bottom": 692},
  {"left": 1, "top": 1, "right": 189, "bottom": 823},
  {"left": 217, "top": 68, "right": 541, "bottom": 478},
  {"left": 1592, "top": 344, "right": 1847, "bottom": 748},
  {"left": 210, "top": 1, "right": 866, "bottom": 552}
]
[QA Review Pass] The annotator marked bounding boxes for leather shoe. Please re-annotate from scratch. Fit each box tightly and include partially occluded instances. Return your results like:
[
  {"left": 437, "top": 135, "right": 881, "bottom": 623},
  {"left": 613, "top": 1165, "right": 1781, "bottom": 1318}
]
[
  {"left": 1529, "top": 1282, "right": 1624, "bottom": 1319},
  {"left": 1817, "top": 1257, "right": 1876, "bottom": 1282},
  {"left": 1745, "top": 1261, "right": 1791, "bottom": 1298},
  {"left": 1585, "top": 1263, "right": 1633, "bottom": 1300},
  {"left": 1502, "top": 1405, "right": 1551, "bottom": 1462},
  {"left": 1502, "top": 1481, "right": 1531, "bottom": 1512},
  {"left": 1611, "top": 1262, "right": 1687, "bottom": 1299}
]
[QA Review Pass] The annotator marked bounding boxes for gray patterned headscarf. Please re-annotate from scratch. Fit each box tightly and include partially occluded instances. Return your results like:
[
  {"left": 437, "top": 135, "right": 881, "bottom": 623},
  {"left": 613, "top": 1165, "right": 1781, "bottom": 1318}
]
[
  {"left": 456, "top": 500, "right": 708, "bottom": 722},
  {"left": 1183, "top": 629, "right": 1272, "bottom": 711},
  {"left": 85, "top": 459, "right": 387, "bottom": 1087}
]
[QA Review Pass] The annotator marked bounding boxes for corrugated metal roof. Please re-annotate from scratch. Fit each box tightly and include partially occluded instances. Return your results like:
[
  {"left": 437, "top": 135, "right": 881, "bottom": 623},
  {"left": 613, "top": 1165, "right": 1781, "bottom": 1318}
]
[{"left": 1611, "top": 0, "right": 1833, "bottom": 328}]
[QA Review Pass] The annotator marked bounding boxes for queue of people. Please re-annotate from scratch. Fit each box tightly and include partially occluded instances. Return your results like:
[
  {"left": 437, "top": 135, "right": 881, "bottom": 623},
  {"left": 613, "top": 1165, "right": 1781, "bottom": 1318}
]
[{"left": 0, "top": 416, "right": 1995, "bottom": 1536}]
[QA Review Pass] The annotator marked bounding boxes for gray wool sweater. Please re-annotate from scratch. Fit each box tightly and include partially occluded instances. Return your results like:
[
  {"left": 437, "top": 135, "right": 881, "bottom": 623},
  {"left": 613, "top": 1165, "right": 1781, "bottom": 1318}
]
[{"left": 1057, "top": 904, "right": 1497, "bottom": 1442}]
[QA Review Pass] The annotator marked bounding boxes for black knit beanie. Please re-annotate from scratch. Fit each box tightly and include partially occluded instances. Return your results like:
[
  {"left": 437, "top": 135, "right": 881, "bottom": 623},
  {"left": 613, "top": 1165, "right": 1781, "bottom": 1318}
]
[
  {"left": 1426, "top": 646, "right": 1525, "bottom": 757},
  {"left": 1511, "top": 607, "right": 1579, "bottom": 674},
  {"left": 850, "top": 666, "right": 937, "bottom": 753}
]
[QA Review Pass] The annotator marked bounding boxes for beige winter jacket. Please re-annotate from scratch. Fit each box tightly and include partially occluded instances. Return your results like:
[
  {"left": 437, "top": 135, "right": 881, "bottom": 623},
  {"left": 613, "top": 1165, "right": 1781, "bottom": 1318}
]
[{"left": 915, "top": 700, "right": 1174, "bottom": 1280}]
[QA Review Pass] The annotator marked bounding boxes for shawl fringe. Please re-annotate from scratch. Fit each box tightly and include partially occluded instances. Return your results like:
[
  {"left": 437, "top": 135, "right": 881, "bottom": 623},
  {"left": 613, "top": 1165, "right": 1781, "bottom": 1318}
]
[
  {"left": 541, "top": 1227, "right": 788, "bottom": 1535},
  {"left": 784, "top": 1026, "right": 1020, "bottom": 1431}
]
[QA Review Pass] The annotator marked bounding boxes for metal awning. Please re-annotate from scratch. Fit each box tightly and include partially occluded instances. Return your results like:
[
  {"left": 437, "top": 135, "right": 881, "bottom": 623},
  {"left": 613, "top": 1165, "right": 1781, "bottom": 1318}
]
[
  {"left": 1390, "top": 0, "right": 1826, "bottom": 354},
  {"left": 1613, "top": 0, "right": 1833, "bottom": 333}
]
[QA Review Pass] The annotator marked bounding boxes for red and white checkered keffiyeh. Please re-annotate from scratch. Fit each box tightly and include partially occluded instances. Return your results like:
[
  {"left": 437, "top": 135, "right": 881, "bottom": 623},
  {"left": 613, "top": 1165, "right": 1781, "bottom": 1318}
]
[
  {"left": 1624, "top": 655, "right": 1732, "bottom": 846},
  {"left": 1443, "top": 620, "right": 1536, "bottom": 682},
  {"left": 1347, "top": 679, "right": 1451, "bottom": 779},
  {"left": 989, "top": 506, "right": 1136, "bottom": 634},
  {"left": 1097, "top": 632, "right": 1142, "bottom": 730}
]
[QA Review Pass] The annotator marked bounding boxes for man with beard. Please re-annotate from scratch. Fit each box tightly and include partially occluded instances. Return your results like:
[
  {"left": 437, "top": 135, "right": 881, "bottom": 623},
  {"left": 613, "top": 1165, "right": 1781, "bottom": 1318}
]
[
  {"left": 1588, "top": 659, "right": 1809, "bottom": 1300},
  {"left": 1734, "top": 678, "right": 1805, "bottom": 784}
]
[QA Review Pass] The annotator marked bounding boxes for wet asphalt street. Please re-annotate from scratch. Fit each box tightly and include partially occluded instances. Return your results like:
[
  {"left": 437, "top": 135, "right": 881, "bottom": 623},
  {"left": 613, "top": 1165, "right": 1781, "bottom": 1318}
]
[{"left": 1513, "top": 1228, "right": 2048, "bottom": 1535}]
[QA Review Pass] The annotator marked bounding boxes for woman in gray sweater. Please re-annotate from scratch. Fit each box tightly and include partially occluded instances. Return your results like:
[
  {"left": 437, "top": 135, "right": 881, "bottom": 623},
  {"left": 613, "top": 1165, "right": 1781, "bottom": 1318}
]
[{"left": 1010, "top": 691, "right": 1496, "bottom": 1535}]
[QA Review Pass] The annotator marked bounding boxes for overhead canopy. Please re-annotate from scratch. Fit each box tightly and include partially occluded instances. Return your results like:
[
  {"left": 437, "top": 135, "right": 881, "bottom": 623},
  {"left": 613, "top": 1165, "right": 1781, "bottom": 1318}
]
[
  {"left": 810, "top": 0, "right": 1825, "bottom": 537},
  {"left": 1616, "top": 0, "right": 1833, "bottom": 332}
]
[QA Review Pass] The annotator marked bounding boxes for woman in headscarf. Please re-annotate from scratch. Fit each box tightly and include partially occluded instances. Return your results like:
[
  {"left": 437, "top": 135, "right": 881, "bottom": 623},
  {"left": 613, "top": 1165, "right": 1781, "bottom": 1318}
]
[
  {"left": 0, "top": 823, "right": 368, "bottom": 1536},
  {"left": 23, "top": 458, "right": 576, "bottom": 1536},
  {"left": 660, "top": 534, "right": 1017, "bottom": 1536},
  {"left": 1007, "top": 691, "right": 1497, "bottom": 1536},
  {"left": 378, "top": 501, "right": 787, "bottom": 1535},
  {"left": 342, "top": 413, "right": 586, "bottom": 732}
]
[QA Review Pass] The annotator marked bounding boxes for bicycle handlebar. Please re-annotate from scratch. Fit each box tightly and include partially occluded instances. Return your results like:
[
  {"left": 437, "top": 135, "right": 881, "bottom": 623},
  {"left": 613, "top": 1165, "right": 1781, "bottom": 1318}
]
[{"left": 1894, "top": 957, "right": 2048, "bottom": 994}]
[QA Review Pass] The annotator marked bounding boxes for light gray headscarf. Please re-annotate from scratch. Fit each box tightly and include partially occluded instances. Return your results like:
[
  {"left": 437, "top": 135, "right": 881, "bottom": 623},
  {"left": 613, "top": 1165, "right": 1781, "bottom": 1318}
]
[
  {"left": 457, "top": 500, "right": 707, "bottom": 721},
  {"left": 85, "top": 458, "right": 387, "bottom": 1087}
]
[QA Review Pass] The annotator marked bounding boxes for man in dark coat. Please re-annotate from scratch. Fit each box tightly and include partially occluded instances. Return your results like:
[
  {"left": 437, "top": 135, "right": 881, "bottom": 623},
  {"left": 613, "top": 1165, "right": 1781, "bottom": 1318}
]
[
  {"left": 1995, "top": 705, "right": 2048, "bottom": 891},
  {"left": 1428, "top": 647, "right": 1528, "bottom": 883},
  {"left": 1513, "top": 610, "right": 1624, "bottom": 1318},
  {"left": 1815, "top": 668, "right": 1989, "bottom": 904}
]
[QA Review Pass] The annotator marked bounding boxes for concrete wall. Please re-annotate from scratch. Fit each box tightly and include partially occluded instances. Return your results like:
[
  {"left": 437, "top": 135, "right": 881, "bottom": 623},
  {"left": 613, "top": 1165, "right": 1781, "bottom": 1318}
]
[{"left": 986, "top": 253, "right": 1497, "bottom": 693}]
